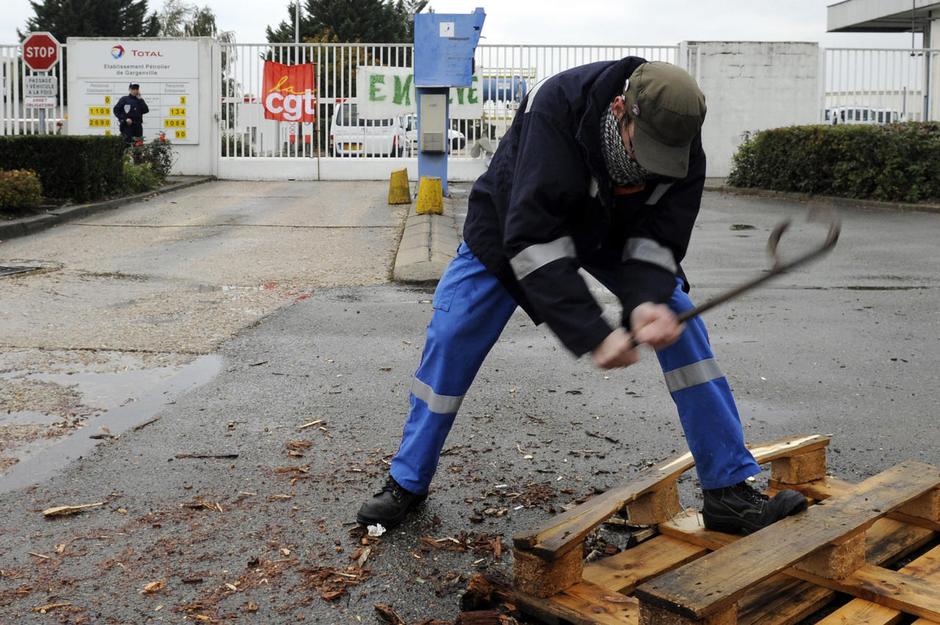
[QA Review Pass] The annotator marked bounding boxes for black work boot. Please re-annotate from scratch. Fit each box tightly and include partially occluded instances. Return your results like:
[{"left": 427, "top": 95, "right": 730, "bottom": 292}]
[
  {"left": 702, "top": 481, "right": 807, "bottom": 535},
  {"left": 356, "top": 475, "right": 427, "bottom": 528}
]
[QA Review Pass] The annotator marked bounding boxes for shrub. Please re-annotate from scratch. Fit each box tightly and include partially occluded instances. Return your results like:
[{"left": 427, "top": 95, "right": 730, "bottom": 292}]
[
  {"left": 0, "top": 169, "right": 43, "bottom": 212},
  {"left": 728, "top": 123, "right": 940, "bottom": 203},
  {"left": 123, "top": 160, "right": 162, "bottom": 194},
  {"left": 0, "top": 135, "right": 125, "bottom": 203},
  {"left": 129, "top": 133, "right": 176, "bottom": 179}
]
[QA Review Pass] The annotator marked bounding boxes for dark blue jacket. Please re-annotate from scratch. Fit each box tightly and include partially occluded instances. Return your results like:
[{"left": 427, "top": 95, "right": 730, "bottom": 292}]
[
  {"left": 462, "top": 57, "right": 706, "bottom": 356},
  {"left": 113, "top": 95, "right": 149, "bottom": 133}
]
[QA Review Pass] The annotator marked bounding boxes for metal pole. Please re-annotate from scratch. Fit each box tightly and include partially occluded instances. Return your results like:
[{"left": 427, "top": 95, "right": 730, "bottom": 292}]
[{"left": 295, "top": 1, "right": 301, "bottom": 44}]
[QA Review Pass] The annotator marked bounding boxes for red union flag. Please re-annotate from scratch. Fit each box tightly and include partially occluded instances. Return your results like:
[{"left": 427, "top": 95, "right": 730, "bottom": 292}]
[{"left": 263, "top": 61, "right": 316, "bottom": 122}]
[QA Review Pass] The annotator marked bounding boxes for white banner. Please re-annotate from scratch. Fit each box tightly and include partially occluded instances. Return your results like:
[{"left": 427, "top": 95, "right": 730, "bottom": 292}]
[
  {"left": 356, "top": 66, "right": 482, "bottom": 119},
  {"left": 67, "top": 39, "right": 200, "bottom": 144}
]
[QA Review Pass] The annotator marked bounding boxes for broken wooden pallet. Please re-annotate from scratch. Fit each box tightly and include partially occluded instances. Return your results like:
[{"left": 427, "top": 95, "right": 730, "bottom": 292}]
[{"left": 510, "top": 434, "right": 940, "bottom": 625}]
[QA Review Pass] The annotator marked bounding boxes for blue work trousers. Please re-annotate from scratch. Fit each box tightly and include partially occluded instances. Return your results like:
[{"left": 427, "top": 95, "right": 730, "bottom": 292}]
[{"left": 389, "top": 242, "right": 760, "bottom": 494}]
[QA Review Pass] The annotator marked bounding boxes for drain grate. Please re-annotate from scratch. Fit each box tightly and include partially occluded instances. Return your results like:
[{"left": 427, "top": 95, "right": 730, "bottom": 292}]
[{"left": 0, "top": 265, "right": 42, "bottom": 278}]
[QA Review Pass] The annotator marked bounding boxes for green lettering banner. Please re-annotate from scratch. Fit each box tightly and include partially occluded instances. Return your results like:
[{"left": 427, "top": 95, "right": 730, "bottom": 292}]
[{"left": 356, "top": 66, "right": 482, "bottom": 119}]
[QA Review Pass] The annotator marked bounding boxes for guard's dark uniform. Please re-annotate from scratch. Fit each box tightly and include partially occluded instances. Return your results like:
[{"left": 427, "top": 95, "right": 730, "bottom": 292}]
[
  {"left": 389, "top": 57, "right": 761, "bottom": 495},
  {"left": 113, "top": 94, "right": 149, "bottom": 142}
]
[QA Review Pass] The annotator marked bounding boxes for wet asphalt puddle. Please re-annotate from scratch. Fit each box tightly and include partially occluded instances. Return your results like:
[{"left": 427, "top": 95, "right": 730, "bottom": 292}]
[{"left": 0, "top": 350, "right": 222, "bottom": 493}]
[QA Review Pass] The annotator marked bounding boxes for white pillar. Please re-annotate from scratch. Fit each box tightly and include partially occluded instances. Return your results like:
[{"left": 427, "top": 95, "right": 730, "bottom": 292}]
[{"left": 929, "top": 15, "right": 940, "bottom": 120}]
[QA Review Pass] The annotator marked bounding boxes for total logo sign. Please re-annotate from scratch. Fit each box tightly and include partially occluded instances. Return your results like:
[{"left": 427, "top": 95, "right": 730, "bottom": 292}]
[{"left": 110, "top": 44, "right": 164, "bottom": 59}]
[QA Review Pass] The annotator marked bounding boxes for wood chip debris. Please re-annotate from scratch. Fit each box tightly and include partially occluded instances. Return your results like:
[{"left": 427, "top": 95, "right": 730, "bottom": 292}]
[
  {"left": 175, "top": 453, "right": 239, "bottom": 460},
  {"left": 181, "top": 499, "right": 224, "bottom": 513},
  {"left": 141, "top": 580, "right": 166, "bottom": 594},
  {"left": 297, "top": 419, "right": 324, "bottom": 431},
  {"left": 32, "top": 602, "right": 71, "bottom": 613},
  {"left": 301, "top": 566, "right": 370, "bottom": 602},
  {"left": 351, "top": 546, "right": 372, "bottom": 567},
  {"left": 42, "top": 502, "right": 104, "bottom": 518},
  {"left": 285, "top": 439, "right": 313, "bottom": 451},
  {"left": 419, "top": 533, "right": 505, "bottom": 560},
  {"left": 274, "top": 465, "right": 310, "bottom": 475},
  {"left": 374, "top": 603, "right": 406, "bottom": 625}
]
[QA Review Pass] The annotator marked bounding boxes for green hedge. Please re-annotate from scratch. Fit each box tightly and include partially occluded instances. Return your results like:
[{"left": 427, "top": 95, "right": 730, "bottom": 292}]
[
  {"left": 728, "top": 123, "right": 940, "bottom": 203},
  {"left": 0, "top": 135, "right": 126, "bottom": 203}
]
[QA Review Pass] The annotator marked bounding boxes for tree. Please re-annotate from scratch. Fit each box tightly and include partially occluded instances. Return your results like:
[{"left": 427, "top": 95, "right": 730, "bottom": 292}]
[
  {"left": 266, "top": 0, "right": 427, "bottom": 44},
  {"left": 19, "top": 0, "right": 159, "bottom": 42},
  {"left": 155, "top": 0, "right": 234, "bottom": 40}
]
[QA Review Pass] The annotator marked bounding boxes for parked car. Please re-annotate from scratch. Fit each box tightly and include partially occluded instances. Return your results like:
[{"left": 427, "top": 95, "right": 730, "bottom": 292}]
[
  {"left": 825, "top": 106, "right": 900, "bottom": 125},
  {"left": 329, "top": 102, "right": 406, "bottom": 157},
  {"left": 403, "top": 114, "right": 467, "bottom": 155}
]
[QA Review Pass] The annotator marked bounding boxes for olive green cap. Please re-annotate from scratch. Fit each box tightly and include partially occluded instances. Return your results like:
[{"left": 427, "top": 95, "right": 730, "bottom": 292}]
[{"left": 623, "top": 61, "right": 706, "bottom": 179}]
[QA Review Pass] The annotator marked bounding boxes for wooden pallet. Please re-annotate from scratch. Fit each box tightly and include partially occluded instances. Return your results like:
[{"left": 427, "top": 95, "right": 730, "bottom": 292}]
[{"left": 510, "top": 434, "right": 940, "bottom": 625}]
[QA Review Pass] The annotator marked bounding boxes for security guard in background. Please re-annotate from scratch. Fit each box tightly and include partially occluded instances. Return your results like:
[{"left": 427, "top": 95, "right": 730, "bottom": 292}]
[{"left": 113, "top": 83, "right": 149, "bottom": 143}]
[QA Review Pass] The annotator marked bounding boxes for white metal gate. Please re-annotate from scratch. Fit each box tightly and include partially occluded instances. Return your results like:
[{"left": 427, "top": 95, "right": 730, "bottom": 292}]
[
  {"left": 823, "top": 47, "right": 940, "bottom": 124},
  {"left": 216, "top": 42, "right": 682, "bottom": 177},
  {"left": 3, "top": 39, "right": 939, "bottom": 178},
  {"left": 0, "top": 43, "right": 68, "bottom": 136}
]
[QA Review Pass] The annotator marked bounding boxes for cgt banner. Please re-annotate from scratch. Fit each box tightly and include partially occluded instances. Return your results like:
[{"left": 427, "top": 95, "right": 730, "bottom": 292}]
[{"left": 262, "top": 61, "right": 316, "bottom": 122}]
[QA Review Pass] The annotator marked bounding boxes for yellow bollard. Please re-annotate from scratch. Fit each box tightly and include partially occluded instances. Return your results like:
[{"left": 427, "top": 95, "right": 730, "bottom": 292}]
[
  {"left": 415, "top": 176, "right": 444, "bottom": 215},
  {"left": 387, "top": 168, "right": 412, "bottom": 205}
]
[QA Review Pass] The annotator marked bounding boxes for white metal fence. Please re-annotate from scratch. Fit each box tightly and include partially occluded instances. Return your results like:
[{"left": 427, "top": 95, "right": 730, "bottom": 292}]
[
  {"left": 0, "top": 44, "right": 68, "bottom": 136},
  {"left": 3, "top": 40, "right": 940, "bottom": 167},
  {"left": 217, "top": 43, "right": 681, "bottom": 161},
  {"left": 823, "top": 47, "right": 939, "bottom": 124}
]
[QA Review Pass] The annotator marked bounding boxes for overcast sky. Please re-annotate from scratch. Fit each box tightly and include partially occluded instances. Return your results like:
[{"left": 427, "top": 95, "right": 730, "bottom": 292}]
[{"left": 1, "top": 0, "right": 924, "bottom": 48}]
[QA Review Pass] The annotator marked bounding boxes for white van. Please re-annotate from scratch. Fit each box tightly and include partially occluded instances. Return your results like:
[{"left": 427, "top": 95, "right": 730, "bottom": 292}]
[{"left": 330, "top": 102, "right": 406, "bottom": 157}]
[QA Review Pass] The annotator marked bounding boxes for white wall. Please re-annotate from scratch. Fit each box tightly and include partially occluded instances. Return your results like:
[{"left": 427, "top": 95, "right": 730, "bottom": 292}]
[
  {"left": 687, "top": 41, "right": 820, "bottom": 178},
  {"left": 176, "top": 38, "right": 218, "bottom": 176}
]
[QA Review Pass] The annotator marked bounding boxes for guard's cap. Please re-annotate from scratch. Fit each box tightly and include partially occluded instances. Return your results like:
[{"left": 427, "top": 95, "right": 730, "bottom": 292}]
[
  {"left": 623, "top": 62, "right": 706, "bottom": 179},
  {"left": 129, "top": 83, "right": 140, "bottom": 90}
]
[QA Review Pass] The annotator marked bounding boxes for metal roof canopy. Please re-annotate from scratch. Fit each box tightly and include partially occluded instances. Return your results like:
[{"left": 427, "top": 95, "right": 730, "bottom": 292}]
[{"left": 828, "top": 0, "right": 940, "bottom": 32}]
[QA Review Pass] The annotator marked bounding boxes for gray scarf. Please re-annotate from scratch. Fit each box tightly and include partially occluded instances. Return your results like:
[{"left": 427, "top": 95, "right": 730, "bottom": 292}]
[{"left": 600, "top": 108, "right": 649, "bottom": 187}]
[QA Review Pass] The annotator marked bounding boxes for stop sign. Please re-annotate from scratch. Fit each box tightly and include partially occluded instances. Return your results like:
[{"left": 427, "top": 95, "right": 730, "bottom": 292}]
[{"left": 22, "top": 32, "right": 60, "bottom": 72}]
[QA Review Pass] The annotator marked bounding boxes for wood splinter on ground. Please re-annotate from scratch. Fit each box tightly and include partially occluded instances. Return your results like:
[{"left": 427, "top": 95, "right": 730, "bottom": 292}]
[{"left": 42, "top": 502, "right": 104, "bottom": 518}]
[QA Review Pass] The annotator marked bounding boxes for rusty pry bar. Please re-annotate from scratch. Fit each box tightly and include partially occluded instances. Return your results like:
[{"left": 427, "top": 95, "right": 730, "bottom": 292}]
[{"left": 674, "top": 208, "right": 841, "bottom": 325}]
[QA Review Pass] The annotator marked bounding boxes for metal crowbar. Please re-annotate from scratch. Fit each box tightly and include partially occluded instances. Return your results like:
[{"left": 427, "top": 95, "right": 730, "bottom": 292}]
[
  {"left": 676, "top": 208, "right": 841, "bottom": 324},
  {"left": 628, "top": 208, "right": 841, "bottom": 348}
]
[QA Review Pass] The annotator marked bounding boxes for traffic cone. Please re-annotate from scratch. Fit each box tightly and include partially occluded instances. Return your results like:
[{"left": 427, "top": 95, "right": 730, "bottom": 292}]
[
  {"left": 415, "top": 176, "right": 443, "bottom": 215},
  {"left": 387, "top": 168, "right": 411, "bottom": 205}
]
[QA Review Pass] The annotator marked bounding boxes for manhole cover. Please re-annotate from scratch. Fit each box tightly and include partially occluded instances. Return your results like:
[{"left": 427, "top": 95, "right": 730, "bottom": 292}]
[{"left": 0, "top": 265, "right": 42, "bottom": 277}]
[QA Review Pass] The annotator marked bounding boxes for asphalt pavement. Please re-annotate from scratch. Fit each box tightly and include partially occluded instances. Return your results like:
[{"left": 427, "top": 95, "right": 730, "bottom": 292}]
[{"left": 0, "top": 187, "right": 938, "bottom": 624}]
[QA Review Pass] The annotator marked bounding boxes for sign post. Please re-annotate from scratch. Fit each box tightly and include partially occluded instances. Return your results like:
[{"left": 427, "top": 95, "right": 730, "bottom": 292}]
[
  {"left": 413, "top": 9, "right": 485, "bottom": 195},
  {"left": 22, "top": 32, "right": 61, "bottom": 134}
]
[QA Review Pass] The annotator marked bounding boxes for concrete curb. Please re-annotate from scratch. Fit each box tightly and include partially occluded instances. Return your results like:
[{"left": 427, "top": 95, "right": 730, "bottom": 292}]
[
  {"left": 706, "top": 185, "right": 940, "bottom": 215},
  {"left": 0, "top": 176, "right": 215, "bottom": 241},
  {"left": 392, "top": 198, "right": 460, "bottom": 284}
]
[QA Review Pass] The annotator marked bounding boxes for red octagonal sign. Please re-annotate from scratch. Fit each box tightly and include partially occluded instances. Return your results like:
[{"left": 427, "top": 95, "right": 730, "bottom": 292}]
[{"left": 22, "top": 32, "right": 60, "bottom": 72}]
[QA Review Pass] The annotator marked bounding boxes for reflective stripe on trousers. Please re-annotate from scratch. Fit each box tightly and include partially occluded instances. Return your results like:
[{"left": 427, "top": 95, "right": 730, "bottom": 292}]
[
  {"left": 655, "top": 279, "right": 760, "bottom": 489},
  {"left": 390, "top": 242, "right": 518, "bottom": 494},
  {"left": 390, "top": 250, "right": 760, "bottom": 494}
]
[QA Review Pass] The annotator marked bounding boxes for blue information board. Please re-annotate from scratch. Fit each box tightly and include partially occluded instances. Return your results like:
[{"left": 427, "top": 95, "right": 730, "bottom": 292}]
[{"left": 414, "top": 8, "right": 485, "bottom": 88}]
